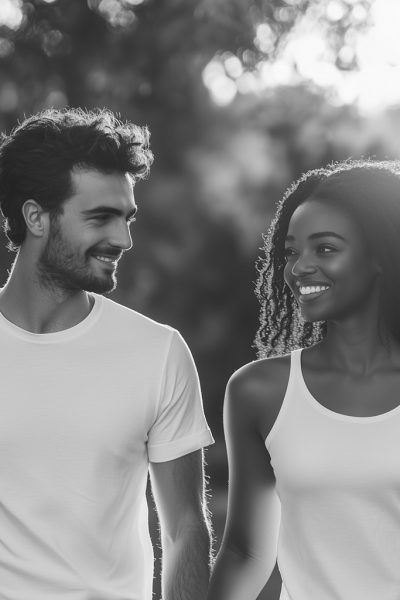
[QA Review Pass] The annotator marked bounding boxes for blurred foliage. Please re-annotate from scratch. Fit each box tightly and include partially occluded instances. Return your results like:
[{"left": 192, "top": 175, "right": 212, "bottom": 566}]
[{"left": 1, "top": 0, "right": 399, "bottom": 597}]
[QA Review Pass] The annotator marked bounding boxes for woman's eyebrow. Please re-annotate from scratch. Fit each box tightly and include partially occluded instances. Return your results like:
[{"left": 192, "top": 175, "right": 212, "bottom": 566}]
[{"left": 285, "top": 231, "right": 346, "bottom": 241}]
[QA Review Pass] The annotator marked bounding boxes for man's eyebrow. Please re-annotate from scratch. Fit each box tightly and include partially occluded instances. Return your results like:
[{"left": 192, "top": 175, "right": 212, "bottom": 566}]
[
  {"left": 285, "top": 231, "right": 346, "bottom": 242},
  {"left": 81, "top": 206, "right": 138, "bottom": 220}
]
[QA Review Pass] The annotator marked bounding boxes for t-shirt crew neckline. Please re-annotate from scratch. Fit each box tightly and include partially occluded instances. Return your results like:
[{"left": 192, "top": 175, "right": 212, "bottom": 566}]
[
  {"left": 0, "top": 293, "right": 102, "bottom": 343},
  {"left": 297, "top": 347, "right": 400, "bottom": 424}
]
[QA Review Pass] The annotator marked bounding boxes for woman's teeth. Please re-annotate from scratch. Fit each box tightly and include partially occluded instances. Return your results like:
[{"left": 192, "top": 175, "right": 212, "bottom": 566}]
[{"left": 300, "top": 285, "right": 329, "bottom": 295}]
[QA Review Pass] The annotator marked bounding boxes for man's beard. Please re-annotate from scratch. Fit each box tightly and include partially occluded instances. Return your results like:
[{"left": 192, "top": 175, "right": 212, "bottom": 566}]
[{"left": 37, "top": 219, "right": 118, "bottom": 295}]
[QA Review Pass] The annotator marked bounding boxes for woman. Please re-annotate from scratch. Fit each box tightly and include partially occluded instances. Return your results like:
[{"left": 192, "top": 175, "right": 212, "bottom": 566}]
[{"left": 207, "top": 159, "right": 400, "bottom": 600}]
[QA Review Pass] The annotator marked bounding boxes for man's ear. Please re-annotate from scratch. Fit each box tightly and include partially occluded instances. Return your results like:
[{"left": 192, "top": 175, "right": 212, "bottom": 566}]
[{"left": 22, "top": 200, "right": 49, "bottom": 240}]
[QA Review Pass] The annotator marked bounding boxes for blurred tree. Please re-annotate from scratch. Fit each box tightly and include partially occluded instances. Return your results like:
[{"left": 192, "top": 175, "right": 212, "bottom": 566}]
[{"left": 0, "top": 0, "right": 374, "bottom": 147}]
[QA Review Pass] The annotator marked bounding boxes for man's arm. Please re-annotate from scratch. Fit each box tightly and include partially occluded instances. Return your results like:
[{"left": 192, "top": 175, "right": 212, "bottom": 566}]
[
  {"left": 207, "top": 363, "right": 282, "bottom": 600},
  {"left": 149, "top": 449, "right": 212, "bottom": 600}
]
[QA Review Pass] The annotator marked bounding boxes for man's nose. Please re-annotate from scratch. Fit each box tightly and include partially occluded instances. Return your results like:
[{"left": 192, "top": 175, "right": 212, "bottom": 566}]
[{"left": 109, "top": 220, "right": 133, "bottom": 251}]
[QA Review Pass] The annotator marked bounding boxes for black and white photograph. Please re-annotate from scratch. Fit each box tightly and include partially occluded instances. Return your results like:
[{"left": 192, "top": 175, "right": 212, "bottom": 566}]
[{"left": 0, "top": 1, "right": 399, "bottom": 599}]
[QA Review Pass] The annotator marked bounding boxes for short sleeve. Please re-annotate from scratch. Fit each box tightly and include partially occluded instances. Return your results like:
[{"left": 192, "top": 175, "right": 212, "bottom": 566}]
[{"left": 147, "top": 329, "right": 214, "bottom": 462}]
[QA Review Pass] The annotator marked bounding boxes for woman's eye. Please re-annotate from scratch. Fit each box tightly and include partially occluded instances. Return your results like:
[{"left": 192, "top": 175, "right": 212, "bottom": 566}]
[
  {"left": 127, "top": 218, "right": 137, "bottom": 225},
  {"left": 317, "top": 244, "right": 335, "bottom": 254},
  {"left": 284, "top": 247, "right": 296, "bottom": 259}
]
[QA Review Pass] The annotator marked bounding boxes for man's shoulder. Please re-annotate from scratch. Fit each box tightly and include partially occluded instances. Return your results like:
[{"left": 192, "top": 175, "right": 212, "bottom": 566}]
[{"left": 96, "top": 294, "right": 175, "bottom": 342}]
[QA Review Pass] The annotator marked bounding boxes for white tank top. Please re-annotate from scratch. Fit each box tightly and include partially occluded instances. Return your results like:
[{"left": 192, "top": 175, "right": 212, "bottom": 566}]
[{"left": 266, "top": 348, "right": 400, "bottom": 600}]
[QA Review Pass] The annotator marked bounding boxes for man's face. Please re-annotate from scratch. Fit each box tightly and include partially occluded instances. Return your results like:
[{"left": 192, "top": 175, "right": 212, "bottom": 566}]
[{"left": 38, "top": 168, "right": 137, "bottom": 294}]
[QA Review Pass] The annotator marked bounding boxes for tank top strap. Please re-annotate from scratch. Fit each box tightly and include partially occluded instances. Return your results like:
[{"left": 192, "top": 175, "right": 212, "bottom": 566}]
[{"left": 290, "top": 347, "right": 303, "bottom": 375}]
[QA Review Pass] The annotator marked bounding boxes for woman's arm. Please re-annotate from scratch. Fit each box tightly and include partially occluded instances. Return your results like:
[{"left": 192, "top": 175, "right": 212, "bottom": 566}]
[{"left": 207, "top": 362, "right": 282, "bottom": 600}]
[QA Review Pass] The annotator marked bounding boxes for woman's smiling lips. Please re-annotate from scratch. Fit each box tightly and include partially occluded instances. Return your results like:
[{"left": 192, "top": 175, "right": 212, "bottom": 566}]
[{"left": 294, "top": 281, "right": 332, "bottom": 304}]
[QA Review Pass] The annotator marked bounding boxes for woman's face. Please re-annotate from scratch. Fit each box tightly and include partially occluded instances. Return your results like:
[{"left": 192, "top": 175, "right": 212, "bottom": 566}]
[{"left": 283, "top": 198, "right": 381, "bottom": 323}]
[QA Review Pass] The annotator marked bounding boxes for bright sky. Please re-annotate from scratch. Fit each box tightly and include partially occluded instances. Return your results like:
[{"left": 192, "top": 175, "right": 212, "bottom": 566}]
[{"left": 203, "top": 0, "right": 400, "bottom": 115}]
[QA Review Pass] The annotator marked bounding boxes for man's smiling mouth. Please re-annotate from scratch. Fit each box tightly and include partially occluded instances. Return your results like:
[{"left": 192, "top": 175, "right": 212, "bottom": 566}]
[{"left": 94, "top": 255, "right": 116, "bottom": 263}]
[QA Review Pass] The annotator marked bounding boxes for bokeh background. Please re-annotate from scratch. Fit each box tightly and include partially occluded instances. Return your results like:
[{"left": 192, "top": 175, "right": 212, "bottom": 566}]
[{"left": 1, "top": 0, "right": 400, "bottom": 597}]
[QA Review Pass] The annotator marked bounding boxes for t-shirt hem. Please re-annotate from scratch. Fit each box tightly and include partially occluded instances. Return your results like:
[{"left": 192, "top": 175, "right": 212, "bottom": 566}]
[{"left": 148, "top": 428, "right": 214, "bottom": 462}]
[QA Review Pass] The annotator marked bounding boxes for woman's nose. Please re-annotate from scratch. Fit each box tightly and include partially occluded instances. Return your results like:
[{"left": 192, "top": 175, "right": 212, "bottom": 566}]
[{"left": 290, "top": 253, "right": 317, "bottom": 277}]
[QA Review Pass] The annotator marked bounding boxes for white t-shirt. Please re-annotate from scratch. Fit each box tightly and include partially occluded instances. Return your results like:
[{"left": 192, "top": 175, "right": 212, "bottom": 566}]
[{"left": 0, "top": 294, "right": 214, "bottom": 600}]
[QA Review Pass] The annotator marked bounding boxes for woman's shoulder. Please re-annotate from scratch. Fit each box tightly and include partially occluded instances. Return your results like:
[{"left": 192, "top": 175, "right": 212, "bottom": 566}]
[
  {"left": 226, "top": 353, "right": 293, "bottom": 439},
  {"left": 228, "top": 353, "right": 292, "bottom": 396}
]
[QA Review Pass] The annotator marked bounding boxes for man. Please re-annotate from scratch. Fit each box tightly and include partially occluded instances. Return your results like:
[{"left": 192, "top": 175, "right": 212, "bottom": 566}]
[{"left": 0, "top": 108, "right": 214, "bottom": 600}]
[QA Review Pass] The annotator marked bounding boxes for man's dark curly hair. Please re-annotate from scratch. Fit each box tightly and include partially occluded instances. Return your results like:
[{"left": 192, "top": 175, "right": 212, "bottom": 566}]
[
  {"left": 255, "top": 158, "right": 400, "bottom": 358},
  {"left": 0, "top": 107, "right": 154, "bottom": 251}
]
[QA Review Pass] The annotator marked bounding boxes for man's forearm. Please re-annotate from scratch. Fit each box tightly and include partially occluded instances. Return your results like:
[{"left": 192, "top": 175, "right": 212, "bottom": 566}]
[
  {"left": 207, "top": 546, "right": 273, "bottom": 600},
  {"left": 161, "top": 521, "right": 212, "bottom": 600}
]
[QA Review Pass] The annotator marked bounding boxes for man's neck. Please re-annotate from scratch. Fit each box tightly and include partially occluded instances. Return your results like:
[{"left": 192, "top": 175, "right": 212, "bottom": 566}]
[{"left": 0, "top": 257, "right": 94, "bottom": 334}]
